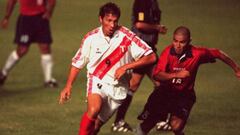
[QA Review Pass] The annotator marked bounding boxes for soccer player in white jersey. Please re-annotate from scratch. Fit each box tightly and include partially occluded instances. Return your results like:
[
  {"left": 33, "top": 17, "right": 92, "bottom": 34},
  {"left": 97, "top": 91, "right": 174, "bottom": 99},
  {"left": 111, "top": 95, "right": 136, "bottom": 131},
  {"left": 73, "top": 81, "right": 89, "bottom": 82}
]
[{"left": 59, "top": 2, "right": 157, "bottom": 135}]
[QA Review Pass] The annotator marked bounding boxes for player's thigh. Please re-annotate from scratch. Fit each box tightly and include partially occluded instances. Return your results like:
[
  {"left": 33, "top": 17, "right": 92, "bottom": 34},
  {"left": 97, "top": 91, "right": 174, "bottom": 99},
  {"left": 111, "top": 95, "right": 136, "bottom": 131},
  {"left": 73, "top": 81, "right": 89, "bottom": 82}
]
[
  {"left": 130, "top": 72, "right": 144, "bottom": 91},
  {"left": 87, "top": 93, "right": 103, "bottom": 118},
  {"left": 98, "top": 97, "right": 122, "bottom": 123}
]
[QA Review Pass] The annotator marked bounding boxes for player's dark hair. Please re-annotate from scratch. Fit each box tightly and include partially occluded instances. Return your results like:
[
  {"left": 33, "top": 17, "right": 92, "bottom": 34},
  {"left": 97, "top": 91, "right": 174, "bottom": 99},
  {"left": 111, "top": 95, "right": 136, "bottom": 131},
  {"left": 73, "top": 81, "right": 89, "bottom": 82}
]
[
  {"left": 99, "top": 2, "right": 121, "bottom": 19},
  {"left": 174, "top": 26, "right": 191, "bottom": 39}
]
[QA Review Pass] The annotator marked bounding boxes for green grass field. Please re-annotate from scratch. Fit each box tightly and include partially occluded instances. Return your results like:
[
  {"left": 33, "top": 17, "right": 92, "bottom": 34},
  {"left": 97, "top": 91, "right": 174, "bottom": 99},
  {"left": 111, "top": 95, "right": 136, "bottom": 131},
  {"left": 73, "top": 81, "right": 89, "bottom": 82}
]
[{"left": 0, "top": 0, "right": 240, "bottom": 135}]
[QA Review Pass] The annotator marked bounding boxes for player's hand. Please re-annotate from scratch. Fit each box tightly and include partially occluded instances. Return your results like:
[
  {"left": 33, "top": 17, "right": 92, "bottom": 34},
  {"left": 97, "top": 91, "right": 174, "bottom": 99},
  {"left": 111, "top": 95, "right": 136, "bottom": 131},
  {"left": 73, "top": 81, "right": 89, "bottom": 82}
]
[
  {"left": 42, "top": 12, "right": 51, "bottom": 20},
  {"left": 158, "top": 25, "right": 167, "bottom": 34},
  {"left": 176, "top": 70, "right": 190, "bottom": 78},
  {"left": 59, "top": 87, "right": 72, "bottom": 104},
  {"left": 235, "top": 68, "right": 240, "bottom": 79},
  {"left": 0, "top": 17, "right": 9, "bottom": 29},
  {"left": 114, "top": 66, "right": 127, "bottom": 80}
]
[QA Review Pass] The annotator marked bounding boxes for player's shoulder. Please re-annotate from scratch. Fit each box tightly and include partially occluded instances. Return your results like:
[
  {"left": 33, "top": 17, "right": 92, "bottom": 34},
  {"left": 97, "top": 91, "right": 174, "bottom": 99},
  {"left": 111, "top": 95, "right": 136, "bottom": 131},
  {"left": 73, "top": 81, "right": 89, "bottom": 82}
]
[
  {"left": 119, "top": 26, "right": 135, "bottom": 35},
  {"left": 191, "top": 45, "right": 208, "bottom": 52},
  {"left": 83, "top": 27, "right": 100, "bottom": 39},
  {"left": 162, "top": 44, "right": 173, "bottom": 52},
  {"left": 159, "top": 44, "right": 172, "bottom": 56},
  {"left": 118, "top": 26, "right": 137, "bottom": 39}
]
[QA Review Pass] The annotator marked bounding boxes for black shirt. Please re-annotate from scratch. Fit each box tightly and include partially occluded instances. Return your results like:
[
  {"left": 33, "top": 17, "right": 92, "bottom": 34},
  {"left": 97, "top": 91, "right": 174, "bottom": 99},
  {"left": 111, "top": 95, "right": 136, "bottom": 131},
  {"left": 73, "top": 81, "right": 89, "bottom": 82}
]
[{"left": 131, "top": 0, "right": 161, "bottom": 51}]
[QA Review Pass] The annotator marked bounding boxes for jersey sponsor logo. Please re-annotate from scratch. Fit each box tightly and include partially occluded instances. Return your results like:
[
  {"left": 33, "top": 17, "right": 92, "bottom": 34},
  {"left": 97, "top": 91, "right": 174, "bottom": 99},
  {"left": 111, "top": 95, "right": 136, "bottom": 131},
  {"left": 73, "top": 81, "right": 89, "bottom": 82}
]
[
  {"left": 138, "top": 12, "right": 144, "bottom": 21},
  {"left": 173, "top": 67, "right": 185, "bottom": 71},
  {"left": 172, "top": 67, "right": 185, "bottom": 84}
]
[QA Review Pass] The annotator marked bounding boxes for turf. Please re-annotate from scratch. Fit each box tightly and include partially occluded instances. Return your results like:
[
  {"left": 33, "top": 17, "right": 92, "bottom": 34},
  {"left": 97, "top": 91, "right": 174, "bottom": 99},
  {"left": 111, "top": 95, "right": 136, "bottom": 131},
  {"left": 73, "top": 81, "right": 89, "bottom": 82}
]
[{"left": 0, "top": 0, "right": 240, "bottom": 135}]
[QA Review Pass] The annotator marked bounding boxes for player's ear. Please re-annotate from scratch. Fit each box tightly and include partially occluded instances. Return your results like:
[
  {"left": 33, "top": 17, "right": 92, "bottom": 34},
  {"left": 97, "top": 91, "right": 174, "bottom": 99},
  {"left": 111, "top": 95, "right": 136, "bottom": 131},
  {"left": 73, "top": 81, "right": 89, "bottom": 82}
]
[
  {"left": 99, "top": 16, "right": 103, "bottom": 23},
  {"left": 188, "top": 37, "right": 192, "bottom": 44}
]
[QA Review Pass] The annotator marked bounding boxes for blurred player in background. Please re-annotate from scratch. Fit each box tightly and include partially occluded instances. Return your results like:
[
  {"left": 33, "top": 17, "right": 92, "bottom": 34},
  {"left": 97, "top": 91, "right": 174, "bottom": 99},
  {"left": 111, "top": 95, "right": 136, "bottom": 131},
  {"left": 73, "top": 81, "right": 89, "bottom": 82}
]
[
  {"left": 0, "top": 0, "right": 57, "bottom": 87},
  {"left": 59, "top": 2, "right": 157, "bottom": 135},
  {"left": 112, "top": 0, "right": 169, "bottom": 132},
  {"left": 136, "top": 26, "right": 240, "bottom": 135}
]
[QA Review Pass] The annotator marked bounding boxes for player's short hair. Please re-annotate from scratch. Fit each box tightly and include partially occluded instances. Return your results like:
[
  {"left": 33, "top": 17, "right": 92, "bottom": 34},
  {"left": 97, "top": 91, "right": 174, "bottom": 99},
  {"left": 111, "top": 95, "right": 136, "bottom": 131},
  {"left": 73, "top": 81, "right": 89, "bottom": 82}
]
[
  {"left": 174, "top": 26, "right": 191, "bottom": 39},
  {"left": 99, "top": 2, "right": 121, "bottom": 19}
]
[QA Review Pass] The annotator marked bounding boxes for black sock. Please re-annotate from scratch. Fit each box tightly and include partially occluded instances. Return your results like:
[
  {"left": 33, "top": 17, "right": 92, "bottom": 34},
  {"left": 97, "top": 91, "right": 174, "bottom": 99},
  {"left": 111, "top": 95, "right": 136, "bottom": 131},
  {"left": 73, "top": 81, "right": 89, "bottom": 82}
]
[{"left": 114, "top": 93, "right": 133, "bottom": 123}]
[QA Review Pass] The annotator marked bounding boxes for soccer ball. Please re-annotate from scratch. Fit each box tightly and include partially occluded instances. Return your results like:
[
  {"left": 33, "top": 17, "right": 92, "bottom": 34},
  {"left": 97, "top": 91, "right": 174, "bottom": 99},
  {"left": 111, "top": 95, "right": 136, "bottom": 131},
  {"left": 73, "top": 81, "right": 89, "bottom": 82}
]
[{"left": 156, "top": 121, "right": 172, "bottom": 131}]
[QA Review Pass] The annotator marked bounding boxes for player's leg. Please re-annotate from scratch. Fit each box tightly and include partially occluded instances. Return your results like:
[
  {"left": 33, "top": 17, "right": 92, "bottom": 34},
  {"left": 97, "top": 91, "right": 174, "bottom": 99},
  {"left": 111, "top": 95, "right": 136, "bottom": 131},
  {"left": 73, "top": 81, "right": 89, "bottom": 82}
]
[
  {"left": 137, "top": 90, "right": 167, "bottom": 134},
  {"left": 0, "top": 14, "right": 32, "bottom": 85},
  {"left": 38, "top": 43, "right": 58, "bottom": 87},
  {"left": 145, "top": 64, "right": 172, "bottom": 131},
  {"left": 95, "top": 95, "right": 122, "bottom": 134},
  {"left": 169, "top": 94, "right": 195, "bottom": 135},
  {"left": 79, "top": 93, "right": 102, "bottom": 135},
  {"left": 112, "top": 72, "right": 144, "bottom": 132},
  {"left": 36, "top": 14, "right": 57, "bottom": 87},
  {"left": 0, "top": 45, "right": 30, "bottom": 85},
  {"left": 169, "top": 115, "right": 186, "bottom": 135}
]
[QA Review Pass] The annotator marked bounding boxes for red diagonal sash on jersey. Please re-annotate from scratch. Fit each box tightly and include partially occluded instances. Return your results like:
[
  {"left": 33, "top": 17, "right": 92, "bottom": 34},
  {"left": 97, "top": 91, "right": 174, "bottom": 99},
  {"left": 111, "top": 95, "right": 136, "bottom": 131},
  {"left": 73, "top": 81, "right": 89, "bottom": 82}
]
[{"left": 92, "top": 36, "right": 131, "bottom": 79}]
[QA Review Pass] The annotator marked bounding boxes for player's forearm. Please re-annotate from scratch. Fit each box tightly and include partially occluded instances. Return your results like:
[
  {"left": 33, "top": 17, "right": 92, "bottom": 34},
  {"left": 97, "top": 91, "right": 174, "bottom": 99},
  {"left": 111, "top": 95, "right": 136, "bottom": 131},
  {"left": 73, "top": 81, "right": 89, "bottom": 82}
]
[
  {"left": 45, "top": 0, "right": 56, "bottom": 18},
  {"left": 64, "top": 65, "right": 80, "bottom": 89},
  {"left": 135, "top": 22, "right": 160, "bottom": 33},
  {"left": 124, "top": 53, "right": 157, "bottom": 70},
  {"left": 211, "top": 49, "right": 240, "bottom": 72},
  {"left": 153, "top": 72, "right": 177, "bottom": 81},
  {"left": 4, "top": 0, "right": 17, "bottom": 20},
  {"left": 217, "top": 50, "right": 240, "bottom": 72}
]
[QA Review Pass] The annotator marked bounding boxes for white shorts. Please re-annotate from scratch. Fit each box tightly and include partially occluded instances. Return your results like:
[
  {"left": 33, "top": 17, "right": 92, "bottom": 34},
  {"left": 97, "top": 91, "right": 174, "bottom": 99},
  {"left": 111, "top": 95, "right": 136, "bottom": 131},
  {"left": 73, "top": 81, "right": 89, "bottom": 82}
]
[{"left": 86, "top": 75, "right": 128, "bottom": 122}]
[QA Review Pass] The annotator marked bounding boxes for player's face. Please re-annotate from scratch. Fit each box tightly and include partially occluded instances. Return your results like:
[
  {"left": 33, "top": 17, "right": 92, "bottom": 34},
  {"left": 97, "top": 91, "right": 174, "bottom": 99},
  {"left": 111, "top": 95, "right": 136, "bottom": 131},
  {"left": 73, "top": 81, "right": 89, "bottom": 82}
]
[
  {"left": 172, "top": 33, "right": 190, "bottom": 55},
  {"left": 99, "top": 13, "right": 119, "bottom": 37}
]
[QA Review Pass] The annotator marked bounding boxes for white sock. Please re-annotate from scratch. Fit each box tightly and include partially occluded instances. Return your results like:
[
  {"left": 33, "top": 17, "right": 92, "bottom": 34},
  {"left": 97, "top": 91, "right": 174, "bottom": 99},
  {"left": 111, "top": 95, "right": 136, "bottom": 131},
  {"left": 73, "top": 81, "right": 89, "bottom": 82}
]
[
  {"left": 41, "top": 54, "right": 54, "bottom": 82},
  {"left": 2, "top": 50, "right": 20, "bottom": 76}
]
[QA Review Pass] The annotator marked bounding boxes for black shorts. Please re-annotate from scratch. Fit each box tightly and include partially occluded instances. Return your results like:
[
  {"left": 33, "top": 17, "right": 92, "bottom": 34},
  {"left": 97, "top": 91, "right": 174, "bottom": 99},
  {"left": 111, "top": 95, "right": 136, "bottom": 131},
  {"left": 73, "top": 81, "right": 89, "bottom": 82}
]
[
  {"left": 139, "top": 87, "right": 196, "bottom": 121},
  {"left": 138, "top": 88, "right": 196, "bottom": 133},
  {"left": 14, "top": 13, "right": 52, "bottom": 46}
]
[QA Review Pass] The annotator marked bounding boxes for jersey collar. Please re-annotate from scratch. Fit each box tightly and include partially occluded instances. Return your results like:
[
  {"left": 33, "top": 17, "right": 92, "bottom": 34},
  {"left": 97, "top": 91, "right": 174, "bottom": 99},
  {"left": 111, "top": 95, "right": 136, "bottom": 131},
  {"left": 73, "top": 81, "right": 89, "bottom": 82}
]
[{"left": 170, "top": 45, "right": 193, "bottom": 62}]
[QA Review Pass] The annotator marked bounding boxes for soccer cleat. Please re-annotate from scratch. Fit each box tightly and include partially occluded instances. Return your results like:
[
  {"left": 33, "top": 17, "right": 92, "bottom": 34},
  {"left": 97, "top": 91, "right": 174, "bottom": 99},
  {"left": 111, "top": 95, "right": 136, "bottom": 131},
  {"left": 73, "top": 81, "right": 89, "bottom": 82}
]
[
  {"left": 0, "top": 71, "right": 7, "bottom": 86},
  {"left": 111, "top": 120, "right": 133, "bottom": 132},
  {"left": 156, "top": 121, "right": 172, "bottom": 131},
  {"left": 44, "top": 78, "right": 58, "bottom": 88}
]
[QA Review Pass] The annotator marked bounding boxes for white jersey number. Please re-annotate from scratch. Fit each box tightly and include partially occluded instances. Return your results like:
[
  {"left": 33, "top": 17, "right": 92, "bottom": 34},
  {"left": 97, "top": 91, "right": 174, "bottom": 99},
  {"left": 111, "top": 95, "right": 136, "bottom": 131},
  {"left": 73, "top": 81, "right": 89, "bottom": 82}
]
[{"left": 172, "top": 78, "right": 182, "bottom": 84}]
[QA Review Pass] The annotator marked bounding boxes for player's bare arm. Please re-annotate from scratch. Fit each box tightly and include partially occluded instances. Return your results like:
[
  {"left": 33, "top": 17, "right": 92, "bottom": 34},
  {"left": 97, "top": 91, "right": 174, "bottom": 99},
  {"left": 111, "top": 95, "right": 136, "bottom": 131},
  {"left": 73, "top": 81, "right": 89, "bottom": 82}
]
[
  {"left": 114, "top": 53, "right": 157, "bottom": 80},
  {"left": 153, "top": 70, "right": 190, "bottom": 81},
  {"left": 209, "top": 48, "right": 240, "bottom": 79},
  {"left": 59, "top": 66, "right": 81, "bottom": 104},
  {"left": 0, "top": 0, "right": 17, "bottom": 28},
  {"left": 135, "top": 22, "right": 167, "bottom": 34},
  {"left": 42, "top": 0, "right": 56, "bottom": 20}
]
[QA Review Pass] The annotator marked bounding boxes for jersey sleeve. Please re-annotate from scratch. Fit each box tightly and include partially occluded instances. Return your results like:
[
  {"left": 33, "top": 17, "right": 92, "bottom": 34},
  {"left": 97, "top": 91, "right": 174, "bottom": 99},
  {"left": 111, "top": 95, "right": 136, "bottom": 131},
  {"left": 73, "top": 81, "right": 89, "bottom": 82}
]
[
  {"left": 130, "top": 35, "right": 153, "bottom": 60},
  {"left": 199, "top": 47, "right": 217, "bottom": 64},
  {"left": 153, "top": 47, "right": 170, "bottom": 75},
  {"left": 71, "top": 37, "right": 91, "bottom": 69},
  {"left": 132, "top": 0, "right": 149, "bottom": 23}
]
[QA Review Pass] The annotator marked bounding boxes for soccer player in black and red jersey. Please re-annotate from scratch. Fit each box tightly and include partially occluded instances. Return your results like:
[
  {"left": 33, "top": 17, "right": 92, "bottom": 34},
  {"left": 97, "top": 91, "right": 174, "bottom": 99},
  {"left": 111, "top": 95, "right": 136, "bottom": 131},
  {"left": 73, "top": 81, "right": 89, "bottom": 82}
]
[
  {"left": 0, "top": 0, "right": 57, "bottom": 87},
  {"left": 136, "top": 26, "right": 240, "bottom": 135}
]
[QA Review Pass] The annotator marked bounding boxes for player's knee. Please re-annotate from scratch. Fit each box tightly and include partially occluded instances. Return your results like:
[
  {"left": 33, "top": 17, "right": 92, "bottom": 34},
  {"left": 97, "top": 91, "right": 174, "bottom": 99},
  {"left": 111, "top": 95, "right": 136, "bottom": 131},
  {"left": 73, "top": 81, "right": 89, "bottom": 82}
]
[
  {"left": 130, "top": 81, "right": 141, "bottom": 91},
  {"left": 16, "top": 49, "right": 28, "bottom": 57},
  {"left": 170, "top": 118, "right": 184, "bottom": 133},
  {"left": 39, "top": 44, "right": 51, "bottom": 54},
  {"left": 87, "top": 107, "right": 100, "bottom": 119}
]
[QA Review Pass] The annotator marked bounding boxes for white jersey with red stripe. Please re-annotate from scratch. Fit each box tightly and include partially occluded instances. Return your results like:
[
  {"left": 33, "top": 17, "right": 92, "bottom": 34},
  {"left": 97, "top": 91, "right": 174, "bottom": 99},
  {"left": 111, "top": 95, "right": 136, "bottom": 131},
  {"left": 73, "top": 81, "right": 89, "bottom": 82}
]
[{"left": 72, "top": 26, "right": 153, "bottom": 86}]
